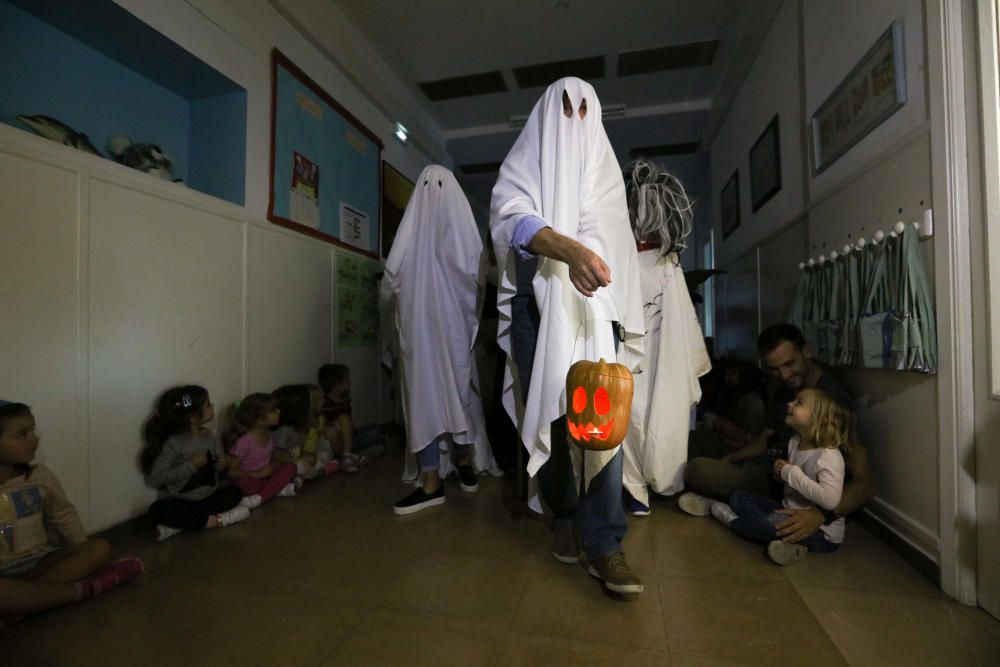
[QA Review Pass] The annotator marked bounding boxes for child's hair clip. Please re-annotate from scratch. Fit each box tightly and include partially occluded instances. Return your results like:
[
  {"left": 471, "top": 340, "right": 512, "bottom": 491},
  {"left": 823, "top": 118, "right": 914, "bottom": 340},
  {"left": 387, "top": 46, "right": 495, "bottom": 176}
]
[{"left": 181, "top": 393, "right": 193, "bottom": 408}]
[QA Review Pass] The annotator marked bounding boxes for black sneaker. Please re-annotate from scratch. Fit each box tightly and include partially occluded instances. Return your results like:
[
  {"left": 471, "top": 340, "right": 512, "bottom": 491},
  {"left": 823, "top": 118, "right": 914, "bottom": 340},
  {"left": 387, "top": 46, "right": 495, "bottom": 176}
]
[
  {"left": 393, "top": 485, "right": 445, "bottom": 515},
  {"left": 457, "top": 464, "right": 478, "bottom": 493}
]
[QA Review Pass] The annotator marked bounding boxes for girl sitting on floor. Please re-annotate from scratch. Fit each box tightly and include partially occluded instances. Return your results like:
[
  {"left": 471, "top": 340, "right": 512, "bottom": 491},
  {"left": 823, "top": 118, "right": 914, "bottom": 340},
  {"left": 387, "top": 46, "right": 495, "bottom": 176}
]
[
  {"left": 271, "top": 384, "right": 337, "bottom": 481},
  {"left": 224, "top": 393, "right": 297, "bottom": 507}
]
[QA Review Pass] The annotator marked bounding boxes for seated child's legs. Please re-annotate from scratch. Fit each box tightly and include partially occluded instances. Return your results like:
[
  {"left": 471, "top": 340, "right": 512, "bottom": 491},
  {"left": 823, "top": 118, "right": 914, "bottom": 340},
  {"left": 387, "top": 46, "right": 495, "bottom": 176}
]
[
  {"left": 727, "top": 492, "right": 786, "bottom": 546},
  {"left": 257, "top": 462, "right": 297, "bottom": 502},
  {"left": 29, "top": 538, "right": 111, "bottom": 584},
  {"left": 232, "top": 475, "right": 266, "bottom": 497},
  {"left": 798, "top": 530, "right": 840, "bottom": 553}
]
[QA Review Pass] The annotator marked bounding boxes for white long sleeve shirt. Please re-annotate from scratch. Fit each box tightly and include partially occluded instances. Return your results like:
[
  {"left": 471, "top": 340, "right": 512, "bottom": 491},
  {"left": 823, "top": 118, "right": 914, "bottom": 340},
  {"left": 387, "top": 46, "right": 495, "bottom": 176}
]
[{"left": 780, "top": 436, "right": 846, "bottom": 543}]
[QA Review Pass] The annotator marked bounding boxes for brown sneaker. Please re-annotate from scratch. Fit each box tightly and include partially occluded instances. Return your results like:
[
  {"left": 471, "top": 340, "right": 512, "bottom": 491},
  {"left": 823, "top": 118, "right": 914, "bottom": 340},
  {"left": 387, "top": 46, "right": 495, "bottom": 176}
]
[
  {"left": 550, "top": 521, "right": 579, "bottom": 564},
  {"left": 586, "top": 551, "right": 644, "bottom": 594}
]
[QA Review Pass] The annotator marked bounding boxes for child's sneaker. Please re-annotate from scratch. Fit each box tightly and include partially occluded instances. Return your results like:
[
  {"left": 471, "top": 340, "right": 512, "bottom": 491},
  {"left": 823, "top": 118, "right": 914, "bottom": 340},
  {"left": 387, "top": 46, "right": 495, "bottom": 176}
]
[
  {"left": 277, "top": 482, "right": 297, "bottom": 497},
  {"left": 321, "top": 460, "right": 340, "bottom": 476},
  {"left": 217, "top": 505, "right": 250, "bottom": 527},
  {"left": 710, "top": 501, "right": 738, "bottom": 526},
  {"left": 678, "top": 492, "right": 714, "bottom": 516},
  {"left": 767, "top": 539, "right": 807, "bottom": 566},
  {"left": 293, "top": 475, "right": 305, "bottom": 490},
  {"left": 341, "top": 452, "right": 367, "bottom": 474},
  {"left": 303, "top": 466, "right": 320, "bottom": 480},
  {"left": 156, "top": 525, "right": 183, "bottom": 542},
  {"left": 239, "top": 494, "right": 262, "bottom": 509}
]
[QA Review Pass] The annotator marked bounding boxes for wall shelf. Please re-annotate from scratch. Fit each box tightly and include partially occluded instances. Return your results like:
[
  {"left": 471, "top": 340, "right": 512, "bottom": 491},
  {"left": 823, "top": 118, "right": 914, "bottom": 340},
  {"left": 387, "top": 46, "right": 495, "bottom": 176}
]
[{"left": 0, "top": 0, "right": 247, "bottom": 206}]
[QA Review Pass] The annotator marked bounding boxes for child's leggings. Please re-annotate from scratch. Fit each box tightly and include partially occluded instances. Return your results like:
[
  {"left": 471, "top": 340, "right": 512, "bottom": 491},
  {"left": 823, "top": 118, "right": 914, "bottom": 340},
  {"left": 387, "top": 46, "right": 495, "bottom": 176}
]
[
  {"left": 232, "top": 462, "right": 297, "bottom": 503},
  {"left": 148, "top": 485, "right": 244, "bottom": 531},
  {"left": 727, "top": 490, "right": 839, "bottom": 553}
]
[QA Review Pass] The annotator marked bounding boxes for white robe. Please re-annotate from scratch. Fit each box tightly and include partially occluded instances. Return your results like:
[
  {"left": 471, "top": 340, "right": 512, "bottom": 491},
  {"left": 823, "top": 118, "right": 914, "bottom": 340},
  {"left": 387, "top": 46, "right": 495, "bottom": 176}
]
[
  {"left": 380, "top": 165, "right": 500, "bottom": 482},
  {"left": 490, "top": 78, "right": 644, "bottom": 493},
  {"left": 623, "top": 250, "right": 711, "bottom": 504}
]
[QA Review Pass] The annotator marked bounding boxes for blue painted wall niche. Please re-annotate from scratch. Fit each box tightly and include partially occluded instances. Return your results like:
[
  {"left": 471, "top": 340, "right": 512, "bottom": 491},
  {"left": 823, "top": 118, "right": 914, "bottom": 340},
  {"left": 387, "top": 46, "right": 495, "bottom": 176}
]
[{"left": 0, "top": 0, "right": 246, "bottom": 206}]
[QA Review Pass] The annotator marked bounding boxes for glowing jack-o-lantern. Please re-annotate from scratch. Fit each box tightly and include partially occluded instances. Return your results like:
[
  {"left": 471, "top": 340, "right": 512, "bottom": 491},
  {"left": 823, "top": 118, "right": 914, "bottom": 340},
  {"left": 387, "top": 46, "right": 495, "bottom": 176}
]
[{"left": 565, "top": 357, "right": 633, "bottom": 451}]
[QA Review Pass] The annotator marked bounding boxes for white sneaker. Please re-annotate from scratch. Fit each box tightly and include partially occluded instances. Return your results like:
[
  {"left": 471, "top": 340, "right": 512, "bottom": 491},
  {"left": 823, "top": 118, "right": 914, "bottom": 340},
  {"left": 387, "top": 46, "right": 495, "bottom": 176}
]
[
  {"left": 216, "top": 505, "right": 250, "bottom": 527},
  {"left": 156, "top": 525, "right": 183, "bottom": 542},
  {"left": 239, "top": 495, "right": 262, "bottom": 509},
  {"left": 710, "top": 501, "right": 738, "bottom": 526},
  {"left": 767, "top": 540, "right": 807, "bottom": 566},
  {"left": 277, "top": 482, "right": 297, "bottom": 497},
  {"left": 678, "top": 492, "right": 714, "bottom": 516}
]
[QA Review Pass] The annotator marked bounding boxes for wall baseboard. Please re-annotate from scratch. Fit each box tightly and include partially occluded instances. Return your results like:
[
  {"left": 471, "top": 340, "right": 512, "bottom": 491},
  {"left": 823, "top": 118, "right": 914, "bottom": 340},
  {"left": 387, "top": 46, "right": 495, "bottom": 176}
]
[{"left": 859, "top": 497, "right": 940, "bottom": 586}]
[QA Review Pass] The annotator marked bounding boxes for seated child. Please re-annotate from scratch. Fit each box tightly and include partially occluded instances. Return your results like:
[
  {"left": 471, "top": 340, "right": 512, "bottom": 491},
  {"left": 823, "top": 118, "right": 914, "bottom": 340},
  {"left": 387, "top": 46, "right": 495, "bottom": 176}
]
[
  {"left": 272, "top": 384, "right": 338, "bottom": 480},
  {"left": 0, "top": 401, "right": 142, "bottom": 628},
  {"left": 317, "top": 364, "right": 376, "bottom": 473},
  {"left": 707, "top": 388, "right": 853, "bottom": 565},
  {"left": 225, "top": 393, "right": 297, "bottom": 506},
  {"left": 143, "top": 385, "right": 251, "bottom": 542}
]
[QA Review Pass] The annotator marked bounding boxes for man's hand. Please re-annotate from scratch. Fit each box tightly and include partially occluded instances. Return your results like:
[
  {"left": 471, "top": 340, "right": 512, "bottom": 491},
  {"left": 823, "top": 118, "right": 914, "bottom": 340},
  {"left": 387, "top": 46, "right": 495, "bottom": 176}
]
[
  {"left": 775, "top": 506, "right": 825, "bottom": 543},
  {"left": 567, "top": 245, "right": 611, "bottom": 297}
]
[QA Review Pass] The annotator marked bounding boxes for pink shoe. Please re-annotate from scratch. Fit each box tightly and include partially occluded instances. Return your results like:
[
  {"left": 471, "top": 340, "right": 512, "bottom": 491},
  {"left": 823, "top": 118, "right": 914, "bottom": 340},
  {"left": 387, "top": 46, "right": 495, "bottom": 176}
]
[
  {"left": 322, "top": 460, "right": 340, "bottom": 476},
  {"left": 85, "top": 557, "right": 144, "bottom": 597}
]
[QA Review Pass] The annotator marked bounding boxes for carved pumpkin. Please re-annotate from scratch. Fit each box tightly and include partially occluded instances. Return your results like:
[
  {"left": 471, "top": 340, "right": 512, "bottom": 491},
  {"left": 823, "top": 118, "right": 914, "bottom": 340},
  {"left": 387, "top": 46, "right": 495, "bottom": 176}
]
[{"left": 565, "top": 357, "right": 633, "bottom": 451}]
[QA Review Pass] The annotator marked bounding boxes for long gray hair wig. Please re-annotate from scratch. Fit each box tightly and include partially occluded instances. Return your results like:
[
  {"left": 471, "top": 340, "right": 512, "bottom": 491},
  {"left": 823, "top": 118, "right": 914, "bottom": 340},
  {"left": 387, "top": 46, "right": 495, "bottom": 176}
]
[{"left": 624, "top": 159, "right": 694, "bottom": 258}]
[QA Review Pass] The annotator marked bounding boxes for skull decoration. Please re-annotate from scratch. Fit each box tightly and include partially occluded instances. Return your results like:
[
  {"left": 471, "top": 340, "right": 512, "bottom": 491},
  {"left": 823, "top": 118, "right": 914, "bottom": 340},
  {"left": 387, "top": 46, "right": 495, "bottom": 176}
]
[{"left": 565, "top": 357, "right": 633, "bottom": 451}]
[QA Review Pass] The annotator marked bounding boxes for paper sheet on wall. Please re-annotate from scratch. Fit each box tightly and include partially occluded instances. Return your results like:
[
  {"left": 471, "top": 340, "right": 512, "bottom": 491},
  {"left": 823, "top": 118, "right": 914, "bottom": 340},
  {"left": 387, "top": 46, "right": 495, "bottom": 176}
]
[
  {"left": 339, "top": 203, "right": 370, "bottom": 252},
  {"left": 335, "top": 250, "right": 380, "bottom": 347}
]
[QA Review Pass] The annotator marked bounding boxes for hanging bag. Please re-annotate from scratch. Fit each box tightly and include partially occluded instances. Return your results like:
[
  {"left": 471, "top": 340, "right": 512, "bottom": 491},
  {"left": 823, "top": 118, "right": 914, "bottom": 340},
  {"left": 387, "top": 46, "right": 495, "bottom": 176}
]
[{"left": 857, "top": 240, "right": 892, "bottom": 368}]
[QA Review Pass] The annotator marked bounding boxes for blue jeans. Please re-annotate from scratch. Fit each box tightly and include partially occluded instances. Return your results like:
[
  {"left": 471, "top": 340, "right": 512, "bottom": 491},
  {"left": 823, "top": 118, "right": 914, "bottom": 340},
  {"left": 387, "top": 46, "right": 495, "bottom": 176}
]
[
  {"left": 417, "top": 434, "right": 471, "bottom": 472},
  {"left": 728, "top": 491, "right": 839, "bottom": 553},
  {"left": 510, "top": 291, "right": 628, "bottom": 559}
]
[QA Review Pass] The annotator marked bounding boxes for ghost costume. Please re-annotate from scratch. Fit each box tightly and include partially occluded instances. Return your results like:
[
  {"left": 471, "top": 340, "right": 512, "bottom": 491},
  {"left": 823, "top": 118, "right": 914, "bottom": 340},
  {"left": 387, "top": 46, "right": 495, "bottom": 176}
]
[
  {"left": 623, "top": 251, "right": 711, "bottom": 505},
  {"left": 380, "top": 165, "right": 499, "bottom": 482},
  {"left": 491, "top": 78, "right": 643, "bottom": 558}
]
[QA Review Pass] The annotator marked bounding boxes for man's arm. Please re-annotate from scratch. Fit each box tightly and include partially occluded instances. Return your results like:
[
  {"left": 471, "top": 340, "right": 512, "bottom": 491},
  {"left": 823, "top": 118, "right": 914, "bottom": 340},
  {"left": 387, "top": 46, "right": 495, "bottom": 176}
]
[{"left": 527, "top": 228, "right": 610, "bottom": 297}]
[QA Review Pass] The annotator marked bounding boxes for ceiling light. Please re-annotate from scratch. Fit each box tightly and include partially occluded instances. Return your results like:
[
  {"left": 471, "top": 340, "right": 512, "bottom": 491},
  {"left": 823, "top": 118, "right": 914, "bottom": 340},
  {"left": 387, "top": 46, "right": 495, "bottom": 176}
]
[{"left": 394, "top": 122, "right": 408, "bottom": 144}]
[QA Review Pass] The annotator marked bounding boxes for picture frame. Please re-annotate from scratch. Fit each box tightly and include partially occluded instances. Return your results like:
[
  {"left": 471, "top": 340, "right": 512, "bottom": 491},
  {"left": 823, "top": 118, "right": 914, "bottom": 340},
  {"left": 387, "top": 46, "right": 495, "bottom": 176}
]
[
  {"left": 810, "top": 21, "right": 906, "bottom": 175},
  {"left": 721, "top": 169, "right": 740, "bottom": 240},
  {"left": 750, "top": 114, "right": 781, "bottom": 212}
]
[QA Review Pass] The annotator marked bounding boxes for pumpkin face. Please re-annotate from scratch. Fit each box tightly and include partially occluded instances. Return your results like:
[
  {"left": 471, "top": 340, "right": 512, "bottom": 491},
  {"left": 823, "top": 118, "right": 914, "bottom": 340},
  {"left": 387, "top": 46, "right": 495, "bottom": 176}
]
[{"left": 566, "top": 358, "right": 633, "bottom": 451}]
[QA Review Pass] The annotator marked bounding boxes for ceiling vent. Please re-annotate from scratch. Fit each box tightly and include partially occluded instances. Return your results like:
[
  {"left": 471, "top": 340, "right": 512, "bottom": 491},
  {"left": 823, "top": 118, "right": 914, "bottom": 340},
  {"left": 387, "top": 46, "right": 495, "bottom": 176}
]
[
  {"left": 617, "top": 40, "right": 719, "bottom": 77},
  {"left": 509, "top": 103, "right": 625, "bottom": 129},
  {"left": 418, "top": 71, "right": 507, "bottom": 101},
  {"left": 459, "top": 161, "right": 504, "bottom": 175},
  {"left": 512, "top": 55, "right": 605, "bottom": 89},
  {"left": 628, "top": 142, "right": 701, "bottom": 160}
]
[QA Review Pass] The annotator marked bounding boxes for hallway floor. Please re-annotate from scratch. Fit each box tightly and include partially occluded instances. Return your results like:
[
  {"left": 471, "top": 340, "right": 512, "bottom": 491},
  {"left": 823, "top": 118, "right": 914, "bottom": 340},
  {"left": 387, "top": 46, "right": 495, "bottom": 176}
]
[{"left": 5, "top": 447, "right": 1000, "bottom": 666}]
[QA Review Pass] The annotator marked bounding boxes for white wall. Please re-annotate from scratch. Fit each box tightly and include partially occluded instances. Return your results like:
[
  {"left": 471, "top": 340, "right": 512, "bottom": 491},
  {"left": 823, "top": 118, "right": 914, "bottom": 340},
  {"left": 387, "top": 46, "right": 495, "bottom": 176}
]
[
  {"left": 709, "top": 0, "right": 945, "bottom": 563},
  {"left": 0, "top": 0, "right": 448, "bottom": 530}
]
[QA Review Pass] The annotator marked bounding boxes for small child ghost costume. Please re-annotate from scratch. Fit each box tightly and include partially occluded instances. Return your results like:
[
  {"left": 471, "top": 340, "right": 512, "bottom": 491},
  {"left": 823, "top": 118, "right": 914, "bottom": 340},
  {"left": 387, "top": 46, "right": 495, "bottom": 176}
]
[{"left": 380, "top": 165, "right": 499, "bottom": 501}]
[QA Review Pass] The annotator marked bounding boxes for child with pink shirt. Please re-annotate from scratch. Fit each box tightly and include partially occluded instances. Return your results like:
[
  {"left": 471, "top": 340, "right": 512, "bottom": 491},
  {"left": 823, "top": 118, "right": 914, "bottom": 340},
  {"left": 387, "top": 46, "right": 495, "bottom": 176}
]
[{"left": 224, "top": 393, "right": 297, "bottom": 507}]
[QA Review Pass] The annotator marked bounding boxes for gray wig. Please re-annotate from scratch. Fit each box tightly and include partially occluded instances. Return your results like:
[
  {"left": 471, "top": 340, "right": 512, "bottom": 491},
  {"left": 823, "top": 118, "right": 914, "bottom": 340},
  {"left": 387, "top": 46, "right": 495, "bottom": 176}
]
[{"left": 624, "top": 159, "right": 694, "bottom": 258}]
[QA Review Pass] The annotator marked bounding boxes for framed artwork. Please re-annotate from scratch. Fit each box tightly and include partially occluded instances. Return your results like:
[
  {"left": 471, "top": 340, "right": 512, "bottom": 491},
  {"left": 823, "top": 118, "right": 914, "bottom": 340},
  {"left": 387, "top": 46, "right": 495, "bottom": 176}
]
[
  {"left": 380, "top": 161, "right": 415, "bottom": 259},
  {"left": 268, "top": 49, "right": 384, "bottom": 257},
  {"left": 721, "top": 169, "right": 740, "bottom": 240},
  {"left": 750, "top": 114, "right": 781, "bottom": 212},
  {"left": 810, "top": 21, "right": 906, "bottom": 174}
]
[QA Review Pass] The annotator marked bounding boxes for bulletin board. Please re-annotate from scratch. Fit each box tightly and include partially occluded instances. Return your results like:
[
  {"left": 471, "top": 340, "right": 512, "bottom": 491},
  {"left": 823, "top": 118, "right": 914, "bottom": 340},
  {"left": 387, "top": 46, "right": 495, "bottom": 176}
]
[
  {"left": 335, "top": 249, "right": 381, "bottom": 347},
  {"left": 268, "top": 49, "right": 383, "bottom": 257}
]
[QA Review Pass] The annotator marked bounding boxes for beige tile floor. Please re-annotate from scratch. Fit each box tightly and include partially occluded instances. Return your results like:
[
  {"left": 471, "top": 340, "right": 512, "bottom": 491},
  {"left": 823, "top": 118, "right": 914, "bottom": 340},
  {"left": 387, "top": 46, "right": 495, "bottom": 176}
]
[{"left": 4, "top": 448, "right": 1000, "bottom": 666}]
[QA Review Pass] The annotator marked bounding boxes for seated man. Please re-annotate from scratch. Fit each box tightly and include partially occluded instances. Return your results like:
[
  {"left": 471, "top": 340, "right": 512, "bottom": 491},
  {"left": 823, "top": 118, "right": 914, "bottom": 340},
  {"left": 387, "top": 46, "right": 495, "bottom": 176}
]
[{"left": 680, "top": 323, "right": 875, "bottom": 542}]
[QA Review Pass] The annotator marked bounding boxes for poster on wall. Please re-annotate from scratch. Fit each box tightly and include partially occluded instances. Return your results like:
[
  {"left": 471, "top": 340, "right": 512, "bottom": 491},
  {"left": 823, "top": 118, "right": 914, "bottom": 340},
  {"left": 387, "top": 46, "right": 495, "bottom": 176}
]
[
  {"left": 810, "top": 21, "right": 906, "bottom": 174},
  {"left": 268, "top": 49, "right": 383, "bottom": 256},
  {"left": 381, "top": 161, "right": 415, "bottom": 258},
  {"left": 335, "top": 249, "right": 381, "bottom": 347}
]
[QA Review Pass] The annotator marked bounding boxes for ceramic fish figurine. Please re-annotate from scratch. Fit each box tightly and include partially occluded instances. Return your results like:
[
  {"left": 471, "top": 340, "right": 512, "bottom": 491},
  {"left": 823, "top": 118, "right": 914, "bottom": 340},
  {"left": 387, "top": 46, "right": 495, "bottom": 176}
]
[
  {"left": 108, "top": 135, "right": 177, "bottom": 181},
  {"left": 16, "top": 114, "right": 102, "bottom": 156}
]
